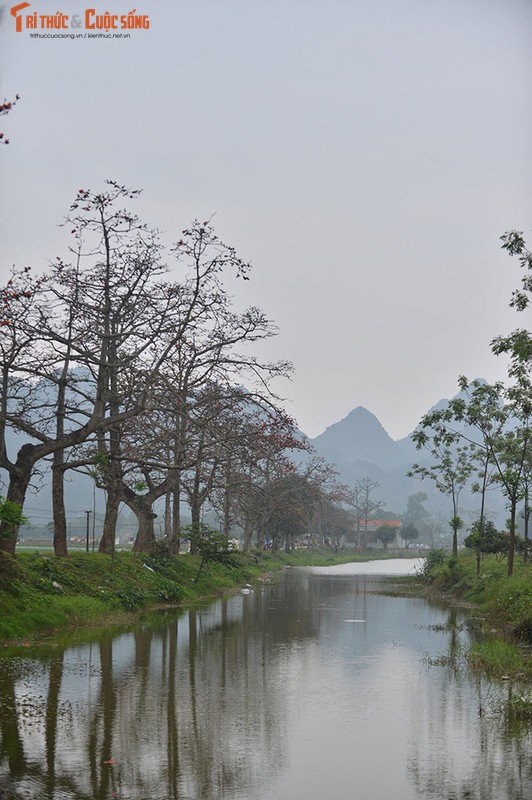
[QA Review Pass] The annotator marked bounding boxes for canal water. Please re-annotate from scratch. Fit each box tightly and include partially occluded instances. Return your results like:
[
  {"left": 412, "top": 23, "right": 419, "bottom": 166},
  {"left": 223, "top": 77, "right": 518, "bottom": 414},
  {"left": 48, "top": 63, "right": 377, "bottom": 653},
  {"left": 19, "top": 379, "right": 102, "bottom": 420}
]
[{"left": 0, "top": 559, "right": 530, "bottom": 800}]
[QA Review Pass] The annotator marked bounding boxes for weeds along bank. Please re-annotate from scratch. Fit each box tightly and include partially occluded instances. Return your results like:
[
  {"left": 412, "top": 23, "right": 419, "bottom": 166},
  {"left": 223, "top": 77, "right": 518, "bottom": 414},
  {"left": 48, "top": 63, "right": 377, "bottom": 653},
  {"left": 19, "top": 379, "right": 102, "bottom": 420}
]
[
  {"left": 2, "top": 547, "right": 531, "bottom": 702},
  {"left": 0, "top": 547, "right": 377, "bottom": 643},
  {"left": 399, "top": 549, "right": 532, "bottom": 684}
]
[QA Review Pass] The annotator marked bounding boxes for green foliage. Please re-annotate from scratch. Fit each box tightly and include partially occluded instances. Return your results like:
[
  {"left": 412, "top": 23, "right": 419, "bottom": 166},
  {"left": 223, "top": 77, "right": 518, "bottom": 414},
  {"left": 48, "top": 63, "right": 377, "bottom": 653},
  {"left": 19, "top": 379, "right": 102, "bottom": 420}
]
[
  {"left": 0, "top": 497, "right": 26, "bottom": 537},
  {"left": 146, "top": 539, "right": 174, "bottom": 563},
  {"left": 0, "top": 552, "right": 21, "bottom": 590},
  {"left": 449, "top": 515, "right": 463, "bottom": 533},
  {"left": 419, "top": 548, "right": 532, "bottom": 646},
  {"left": 419, "top": 550, "right": 469, "bottom": 594},
  {"left": 467, "top": 639, "right": 528, "bottom": 679},
  {"left": 185, "top": 524, "right": 239, "bottom": 583},
  {"left": 464, "top": 519, "right": 513, "bottom": 561},
  {"left": 483, "top": 577, "right": 532, "bottom": 640},
  {"left": 111, "top": 587, "right": 150, "bottom": 611},
  {"left": 0, "top": 547, "right": 409, "bottom": 643},
  {"left": 420, "top": 548, "right": 447, "bottom": 579},
  {"left": 401, "top": 522, "right": 420, "bottom": 546},
  {"left": 403, "top": 492, "right": 429, "bottom": 532},
  {"left": 374, "top": 526, "right": 396, "bottom": 549}
]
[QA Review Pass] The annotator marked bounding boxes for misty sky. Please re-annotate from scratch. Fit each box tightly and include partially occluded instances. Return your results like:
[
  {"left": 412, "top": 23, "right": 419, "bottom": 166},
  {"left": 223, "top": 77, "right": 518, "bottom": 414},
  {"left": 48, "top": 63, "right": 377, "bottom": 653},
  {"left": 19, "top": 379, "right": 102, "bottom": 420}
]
[{"left": 1, "top": 0, "right": 531, "bottom": 441}]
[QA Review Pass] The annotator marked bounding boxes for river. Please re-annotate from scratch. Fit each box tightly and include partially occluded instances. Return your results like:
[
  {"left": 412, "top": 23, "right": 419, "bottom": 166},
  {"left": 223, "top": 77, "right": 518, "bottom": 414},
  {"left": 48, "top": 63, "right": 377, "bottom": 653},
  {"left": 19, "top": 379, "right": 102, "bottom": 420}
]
[{"left": 0, "top": 559, "right": 530, "bottom": 800}]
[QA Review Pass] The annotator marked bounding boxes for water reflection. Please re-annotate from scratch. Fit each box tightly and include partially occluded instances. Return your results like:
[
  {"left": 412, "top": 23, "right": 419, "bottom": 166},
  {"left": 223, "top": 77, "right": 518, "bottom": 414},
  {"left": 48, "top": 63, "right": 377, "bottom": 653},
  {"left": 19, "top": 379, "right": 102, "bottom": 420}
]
[{"left": 0, "top": 562, "right": 530, "bottom": 800}]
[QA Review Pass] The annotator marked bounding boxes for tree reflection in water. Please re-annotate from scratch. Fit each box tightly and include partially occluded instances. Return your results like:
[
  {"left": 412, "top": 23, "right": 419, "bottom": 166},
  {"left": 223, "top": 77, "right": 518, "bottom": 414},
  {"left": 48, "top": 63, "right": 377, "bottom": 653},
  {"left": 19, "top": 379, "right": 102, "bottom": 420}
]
[{"left": 0, "top": 569, "right": 530, "bottom": 800}]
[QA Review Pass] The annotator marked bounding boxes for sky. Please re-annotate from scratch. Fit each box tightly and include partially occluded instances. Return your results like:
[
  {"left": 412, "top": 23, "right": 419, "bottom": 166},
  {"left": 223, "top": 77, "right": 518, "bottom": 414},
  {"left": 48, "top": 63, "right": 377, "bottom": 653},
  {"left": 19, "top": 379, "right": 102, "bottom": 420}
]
[{"left": 1, "top": 0, "right": 532, "bottom": 441}]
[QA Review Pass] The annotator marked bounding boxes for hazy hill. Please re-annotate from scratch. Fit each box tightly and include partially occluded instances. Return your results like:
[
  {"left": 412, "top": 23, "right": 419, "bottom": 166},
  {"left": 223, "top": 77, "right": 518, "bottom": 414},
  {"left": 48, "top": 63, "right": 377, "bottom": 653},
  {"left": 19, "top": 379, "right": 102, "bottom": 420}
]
[
  {"left": 308, "top": 406, "right": 417, "bottom": 513},
  {"left": 308, "top": 389, "right": 507, "bottom": 524},
  {"left": 311, "top": 406, "right": 417, "bottom": 471}
]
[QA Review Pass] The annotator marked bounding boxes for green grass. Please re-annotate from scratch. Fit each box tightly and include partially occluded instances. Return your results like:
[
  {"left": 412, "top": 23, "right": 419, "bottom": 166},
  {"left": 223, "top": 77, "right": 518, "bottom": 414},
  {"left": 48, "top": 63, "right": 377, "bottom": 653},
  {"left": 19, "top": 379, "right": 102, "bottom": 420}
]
[
  {"left": 397, "top": 548, "right": 532, "bottom": 682},
  {"left": 0, "top": 546, "right": 412, "bottom": 644},
  {"left": 467, "top": 639, "right": 530, "bottom": 680},
  {"left": 417, "top": 550, "right": 532, "bottom": 642},
  {"left": 0, "top": 546, "right": 383, "bottom": 643}
]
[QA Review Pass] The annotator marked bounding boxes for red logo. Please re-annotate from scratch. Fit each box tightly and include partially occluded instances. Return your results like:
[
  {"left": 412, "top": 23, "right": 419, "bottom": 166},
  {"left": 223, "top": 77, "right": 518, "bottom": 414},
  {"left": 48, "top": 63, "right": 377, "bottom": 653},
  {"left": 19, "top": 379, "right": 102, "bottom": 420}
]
[{"left": 10, "top": 2, "right": 31, "bottom": 32}]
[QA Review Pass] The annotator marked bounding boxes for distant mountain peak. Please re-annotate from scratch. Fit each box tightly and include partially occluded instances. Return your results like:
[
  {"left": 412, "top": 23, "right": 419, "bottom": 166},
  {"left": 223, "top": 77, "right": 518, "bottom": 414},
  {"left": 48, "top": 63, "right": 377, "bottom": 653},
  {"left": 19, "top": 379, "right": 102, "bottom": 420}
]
[
  {"left": 322, "top": 405, "right": 387, "bottom": 433},
  {"left": 312, "top": 404, "right": 401, "bottom": 468}
]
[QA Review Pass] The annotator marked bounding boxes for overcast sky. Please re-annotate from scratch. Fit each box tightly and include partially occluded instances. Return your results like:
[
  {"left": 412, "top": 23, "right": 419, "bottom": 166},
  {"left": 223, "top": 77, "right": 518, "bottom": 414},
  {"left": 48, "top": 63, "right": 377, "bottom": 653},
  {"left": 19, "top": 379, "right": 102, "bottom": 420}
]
[{"left": 1, "top": 0, "right": 531, "bottom": 441}]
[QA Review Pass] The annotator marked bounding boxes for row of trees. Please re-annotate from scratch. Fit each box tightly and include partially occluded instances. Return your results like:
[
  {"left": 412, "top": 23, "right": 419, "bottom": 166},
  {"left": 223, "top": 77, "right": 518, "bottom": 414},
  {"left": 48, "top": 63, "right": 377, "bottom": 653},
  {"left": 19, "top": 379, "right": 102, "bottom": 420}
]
[
  {"left": 0, "top": 182, "right": 353, "bottom": 557},
  {"left": 410, "top": 230, "right": 532, "bottom": 575}
]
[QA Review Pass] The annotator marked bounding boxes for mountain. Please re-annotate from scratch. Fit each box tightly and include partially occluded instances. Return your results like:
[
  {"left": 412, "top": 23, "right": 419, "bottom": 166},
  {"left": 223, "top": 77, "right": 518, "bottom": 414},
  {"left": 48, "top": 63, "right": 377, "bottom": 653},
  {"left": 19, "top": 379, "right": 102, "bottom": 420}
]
[
  {"left": 308, "top": 407, "right": 417, "bottom": 513},
  {"left": 312, "top": 406, "right": 416, "bottom": 470},
  {"left": 308, "top": 389, "right": 506, "bottom": 522}
]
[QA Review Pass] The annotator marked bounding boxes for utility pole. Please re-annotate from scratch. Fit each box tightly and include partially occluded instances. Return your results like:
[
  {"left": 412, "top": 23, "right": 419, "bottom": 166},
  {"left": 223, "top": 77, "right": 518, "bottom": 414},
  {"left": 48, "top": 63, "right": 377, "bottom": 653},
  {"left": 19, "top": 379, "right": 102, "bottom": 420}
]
[{"left": 85, "top": 510, "right": 92, "bottom": 553}]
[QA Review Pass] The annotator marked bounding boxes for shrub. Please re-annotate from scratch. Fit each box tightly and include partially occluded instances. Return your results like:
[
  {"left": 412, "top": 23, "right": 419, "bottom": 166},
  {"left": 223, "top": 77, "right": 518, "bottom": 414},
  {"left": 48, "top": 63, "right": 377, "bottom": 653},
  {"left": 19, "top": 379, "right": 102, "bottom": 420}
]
[{"left": 420, "top": 548, "right": 447, "bottom": 580}]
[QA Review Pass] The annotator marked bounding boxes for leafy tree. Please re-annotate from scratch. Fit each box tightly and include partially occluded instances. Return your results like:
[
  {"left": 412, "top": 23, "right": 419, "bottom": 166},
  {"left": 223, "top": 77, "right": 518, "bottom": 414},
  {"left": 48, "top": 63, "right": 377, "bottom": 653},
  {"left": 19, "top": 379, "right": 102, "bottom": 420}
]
[
  {"left": 464, "top": 519, "right": 505, "bottom": 575},
  {"left": 409, "top": 439, "right": 473, "bottom": 558},
  {"left": 412, "top": 379, "right": 506, "bottom": 533},
  {"left": 404, "top": 491, "right": 429, "bottom": 527},
  {"left": 489, "top": 229, "right": 532, "bottom": 572},
  {"left": 374, "top": 525, "right": 396, "bottom": 550},
  {"left": 186, "top": 524, "right": 239, "bottom": 583},
  {"left": 411, "top": 376, "right": 532, "bottom": 575},
  {"left": 400, "top": 522, "right": 420, "bottom": 549}
]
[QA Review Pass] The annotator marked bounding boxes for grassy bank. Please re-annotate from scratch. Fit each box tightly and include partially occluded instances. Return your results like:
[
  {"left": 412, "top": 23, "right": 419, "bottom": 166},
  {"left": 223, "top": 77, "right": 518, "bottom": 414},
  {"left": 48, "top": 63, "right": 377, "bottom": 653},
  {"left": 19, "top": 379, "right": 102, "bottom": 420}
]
[
  {"left": 0, "top": 546, "right": 387, "bottom": 644},
  {"left": 390, "top": 549, "right": 532, "bottom": 686}
]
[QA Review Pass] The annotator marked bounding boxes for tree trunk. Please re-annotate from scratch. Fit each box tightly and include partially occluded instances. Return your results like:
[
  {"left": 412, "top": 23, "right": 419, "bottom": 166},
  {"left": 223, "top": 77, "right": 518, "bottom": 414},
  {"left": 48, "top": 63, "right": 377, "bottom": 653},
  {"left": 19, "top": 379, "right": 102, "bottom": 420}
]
[
  {"left": 52, "top": 457, "right": 68, "bottom": 557},
  {"left": 131, "top": 497, "right": 157, "bottom": 553},
  {"left": 164, "top": 490, "right": 172, "bottom": 538},
  {"left": 0, "top": 460, "right": 31, "bottom": 553},
  {"left": 242, "top": 515, "right": 254, "bottom": 551},
  {"left": 451, "top": 495, "right": 459, "bottom": 559},
  {"left": 100, "top": 486, "right": 121, "bottom": 554},
  {"left": 507, "top": 501, "right": 516, "bottom": 578},
  {"left": 189, "top": 501, "right": 201, "bottom": 555},
  {"left": 524, "top": 497, "right": 529, "bottom": 564},
  {"left": 168, "top": 476, "right": 181, "bottom": 555},
  {"left": 223, "top": 485, "right": 231, "bottom": 538}
]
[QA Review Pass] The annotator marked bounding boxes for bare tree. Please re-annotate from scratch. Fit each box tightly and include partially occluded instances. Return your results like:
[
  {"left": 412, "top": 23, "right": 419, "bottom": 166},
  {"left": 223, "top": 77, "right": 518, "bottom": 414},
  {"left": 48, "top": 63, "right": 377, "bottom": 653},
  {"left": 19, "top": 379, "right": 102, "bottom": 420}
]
[
  {"left": 80, "top": 219, "right": 292, "bottom": 553},
  {"left": 0, "top": 183, "right": 172, "bottom": 553},
  {"left": 348, "top": 478, "right": 383, "bottom": 549}
]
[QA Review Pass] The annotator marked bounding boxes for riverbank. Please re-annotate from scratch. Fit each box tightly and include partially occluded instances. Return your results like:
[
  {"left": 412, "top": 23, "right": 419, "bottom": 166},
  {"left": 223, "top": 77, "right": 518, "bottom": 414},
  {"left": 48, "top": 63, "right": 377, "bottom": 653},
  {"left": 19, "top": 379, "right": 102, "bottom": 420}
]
[
  {"left": 0, "top": 546, "right": 387, "bottom": 645},
  {"left": 3, "top": 547, "right": 530, "bottom": 687},
  {"left": 381, "top": 549, "right": 532, "bottom": 686}
]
